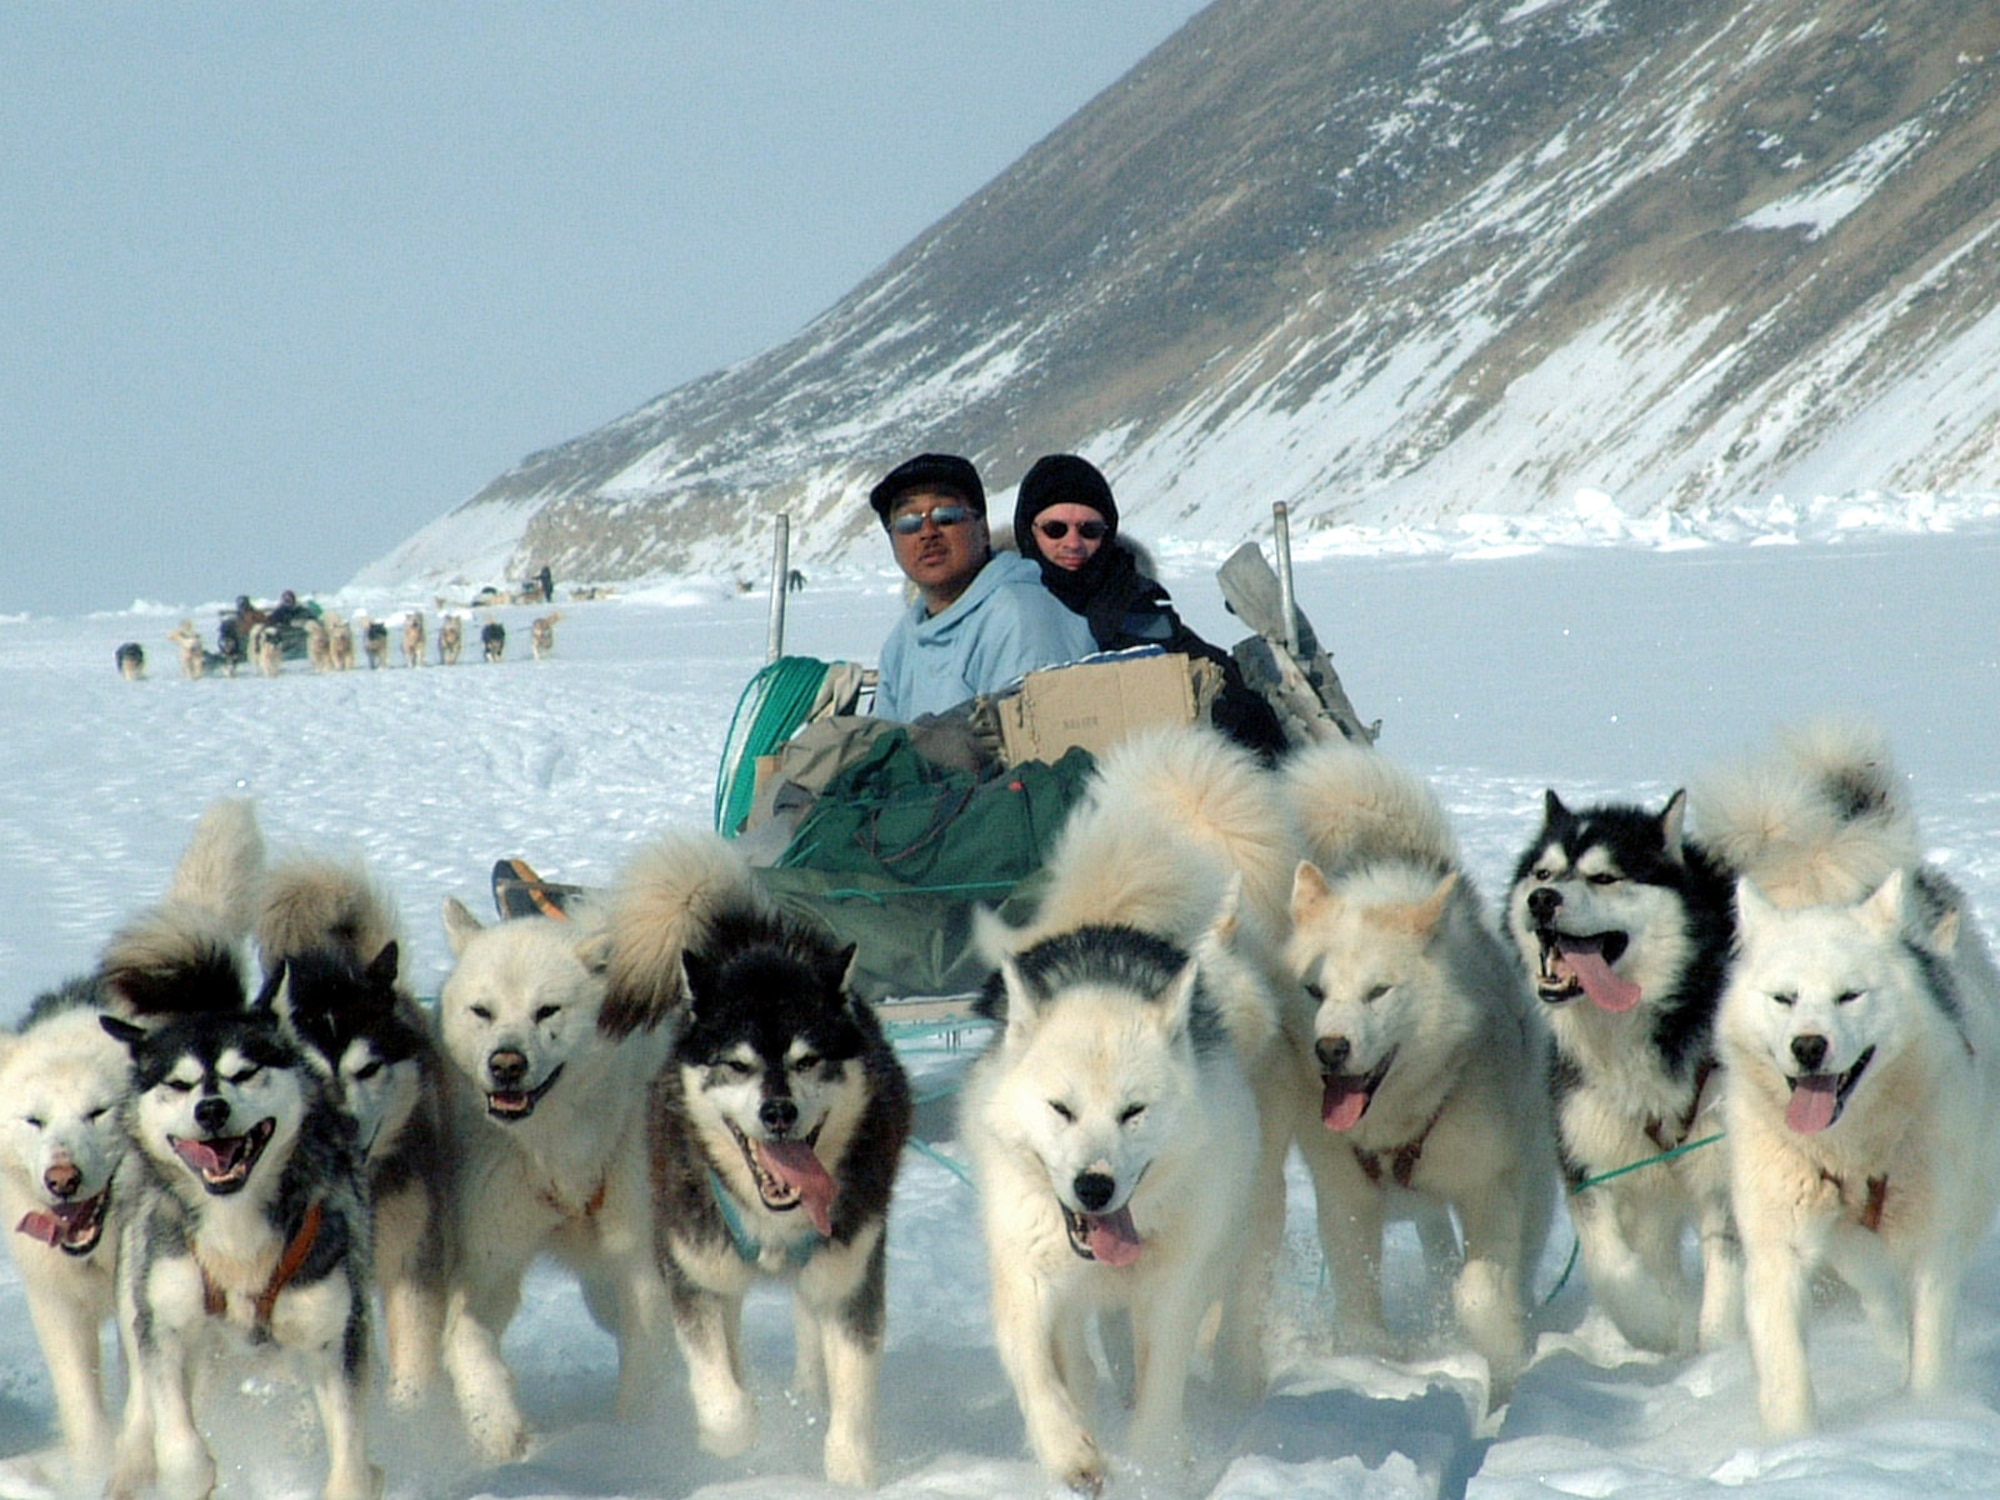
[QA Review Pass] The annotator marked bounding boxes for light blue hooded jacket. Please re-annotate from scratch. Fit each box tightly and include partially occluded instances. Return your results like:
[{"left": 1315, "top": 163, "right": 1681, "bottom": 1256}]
[{"left": 874, "top": 550, "right": 1095, "bottom": 721}]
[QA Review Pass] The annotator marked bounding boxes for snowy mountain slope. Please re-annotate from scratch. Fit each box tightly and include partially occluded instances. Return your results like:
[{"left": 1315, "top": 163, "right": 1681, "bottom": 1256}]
[{"left": 356, "top": 0, "right": 2000, "bottom": 593}]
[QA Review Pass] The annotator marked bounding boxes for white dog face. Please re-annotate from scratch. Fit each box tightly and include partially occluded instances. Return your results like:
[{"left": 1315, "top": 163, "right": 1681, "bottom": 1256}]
[
  {"left": 1288, "top": 862, "right": 1475, "bottom": 1133},
  {"left": 439, "top": 898, "right": 611, "bottom": 1124},
  {"left": 992, "top": 953, "right": 1203, "bottom": 1267},
  {"left": 1723, "top": 873, "right": 1916, "bottom": 1135},
  {"left": 0, "top": 1007, "right": 131, "bottom": 1255}
]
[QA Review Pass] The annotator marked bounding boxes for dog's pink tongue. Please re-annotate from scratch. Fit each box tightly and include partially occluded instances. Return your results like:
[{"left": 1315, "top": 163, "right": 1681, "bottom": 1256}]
[
  {"left": 16, "top": 1209, "right": 72, "bottom": 1247},
  {"left": 1560, "top": 941, "right": 1642, "bottom": 1012},
  {"left": 173, "top": 1137, "right": 235, "bottom": 1175},
  {"left": 1322, "top": 1076, "right": 1373, "bottom": 1132},
  {"left": 1787, "top": 1076, "right": 1841, "bottom": 1134},
  {"left": 1084, "top": 1206, "right": 1143, "bottom": 1267},
  {"left": 758, "top": 1139, "right": 838, "bottom": 1235}
]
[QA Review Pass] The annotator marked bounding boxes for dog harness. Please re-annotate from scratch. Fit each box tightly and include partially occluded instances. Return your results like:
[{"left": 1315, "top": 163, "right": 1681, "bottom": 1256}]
[
  {"left": 1644, "top": 1056, "right": 1717, "bottom": 1154},
  {"left": 1820, "top": 1169, "right": 1890, "bottom": 1234},
  {"left": 202, "top": 1200, "right": 325, "bottom": 1333},
  {"left": 1353, "top": 1104, "right": 1446, "bottom": 1191},
  {"left": 537, "top": 1176, "right": 608, "bottom": 1221},
  {"left": 707, "top": 1167, "right": 822, "bottom": 1270}
]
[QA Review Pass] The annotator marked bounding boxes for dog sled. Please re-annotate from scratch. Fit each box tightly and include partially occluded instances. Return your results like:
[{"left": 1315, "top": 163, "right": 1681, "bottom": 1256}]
[{"left": 494, "top": 509, "right": 1371, "bottom": 1002}]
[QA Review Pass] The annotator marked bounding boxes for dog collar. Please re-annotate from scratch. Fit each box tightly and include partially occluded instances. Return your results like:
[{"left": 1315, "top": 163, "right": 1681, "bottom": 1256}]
[
  {"left": 706, "top": 1167, "right": 821, "bottom": 1270},
  {"left": 203, "top": 1199, "right": 325, "bottom": 1334}
]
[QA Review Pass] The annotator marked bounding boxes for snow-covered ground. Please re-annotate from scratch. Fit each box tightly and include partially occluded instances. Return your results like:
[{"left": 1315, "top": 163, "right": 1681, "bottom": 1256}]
[{"left": 5, "top": 515, "right": 2000, "bottom": 1499}]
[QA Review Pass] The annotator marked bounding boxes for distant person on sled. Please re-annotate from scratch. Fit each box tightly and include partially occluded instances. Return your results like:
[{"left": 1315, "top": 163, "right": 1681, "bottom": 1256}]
[
  {"left": 868, "top": 452, "right": 1094, "bottom": 721},
  {"left": 1013, "top": 453, "right": 1288, "bottom": 762}
]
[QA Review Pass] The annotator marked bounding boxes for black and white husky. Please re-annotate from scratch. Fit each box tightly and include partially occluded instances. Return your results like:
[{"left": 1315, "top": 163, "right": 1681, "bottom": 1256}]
[
  {"left": 102, "top": 995, "right": 377, "bottom": 1500},
  {"left": 600, "top": 830, "right": 912, "bottom": 1488},
  {"left": 259, "top": 855, "right": 455, "bottom": 1407},
  {"left": 0, "top": 798, "right": 264, "bottom": 1485}
]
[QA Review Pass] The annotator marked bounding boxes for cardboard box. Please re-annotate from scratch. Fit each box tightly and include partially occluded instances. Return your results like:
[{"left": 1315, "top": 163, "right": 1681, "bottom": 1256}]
[{"left": 995, "top": 652, "right": 1198, "bottom": 765}]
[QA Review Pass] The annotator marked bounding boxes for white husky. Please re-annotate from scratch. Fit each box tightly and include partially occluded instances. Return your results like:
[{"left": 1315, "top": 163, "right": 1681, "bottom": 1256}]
[
  {"left": 0, "top": 799, "right": 264, "bottom": 1485},
  {"left": 436, "top": 898, "right": 674, "bottom": 1463},
  {"left": 1282, "top": 740, "right": 1555, "bottom": 1398},
  {"left": 1721, "top": 856, "right": 2000, "bottom": 1435},
  {"left": 967, "top": 727, "right": 1288, "bottom": 1491}
]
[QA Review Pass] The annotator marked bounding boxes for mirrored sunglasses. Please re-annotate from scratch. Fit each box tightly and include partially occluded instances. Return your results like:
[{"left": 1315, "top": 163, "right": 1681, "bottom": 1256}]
[
  {"left": 1036, "top": 519, "right": 1109, "bottom": 542},
  {"left": 890, "top": 504, "right": 972, "bottom": 535}
]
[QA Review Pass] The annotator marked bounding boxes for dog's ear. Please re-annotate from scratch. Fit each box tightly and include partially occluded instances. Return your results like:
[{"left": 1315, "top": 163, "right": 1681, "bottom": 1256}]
[
  {"left": 365, "top": 940, "right": 400, "bottom": 992},
  {"left": 1291, "top": 861, "right": 1334, "bottom": 926},
  {"left": 1543, "top": 789, "right": 1571, "bottom": 827},
  {"left": 100, "top": 1014, "right": 148, "bottom": 1051},
  {"left": 970, "top": 905, "right": 1017, "bottom": 967},
  {"left": 1734, "top": 877, "right": 1778, "bottom": 940},
  {"left": 442, "top": 897, "right": 484, "bottom": 956},
  {"left": 1155, "top": 956, "right": 1202, "bottom": 1041},
  {"left": 251, "top": 959, "right": 287, "bottom": 1014},
  {"left": 1657, "top": 789, "right": 1688, "bottom": 861},
  {"left": 997, "top": 953, "right": 1042, "bottom": 1045},
  {"left": 1381, "top": 871, "right": 1458, "bottom": 941},
  {"left": 1931, "top": 906, "right": 1963, "bottom": 957},
  {"left": 1858, "top": 867, "right": 1908, "bottom": 936}
]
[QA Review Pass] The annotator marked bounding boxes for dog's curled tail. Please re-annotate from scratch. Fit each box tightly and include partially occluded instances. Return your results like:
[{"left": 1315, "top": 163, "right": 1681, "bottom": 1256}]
[
  {"left": 598, "top": 828, "right": 769, "bottom": 1037},
  {"left": 1695, "top": 718, "right": 1919, "bottom": 908},
  {"left": 1282, "top": 739, "right": 1458, "bottom": 878},
  {"left": 99, "top": 797, "right": 267, "bottom": 1017},
  {"left": 1089, "top": 726, "right": 1299, "bottom": 932},
  {"left": 164, "top": 797, "right": 266, "bottom": 938},
  {"left": 256, "top": 856, "right": 400, "bottom": 976}
]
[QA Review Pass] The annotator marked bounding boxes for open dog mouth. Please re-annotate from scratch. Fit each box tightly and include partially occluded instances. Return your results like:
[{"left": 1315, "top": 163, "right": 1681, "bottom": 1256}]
[
  {"left": 1534, "top": 929, "right": 1640, "bottom": 1011},
  {"left": 487, "top": 1063, "right": 564, "bottom": 1122},
  {"left": 170, "top": 1119, "right": 276, "bottom": 1195},
  {"left": 15, "top": 1187, "right": 110, "bottom": 1256},
  {"left": 727, "top": 1122, "right": 838, "bottom": 1236},
  {"left": 1321, "top": 1046, "right": 1398, "bottom": 1131},
  {"left": 1063, "top": 1202, "right": 1143, "bottom": 1267},
  {"left": 1785, "top": 1046, "right": 1876, "bottom": 1134}
]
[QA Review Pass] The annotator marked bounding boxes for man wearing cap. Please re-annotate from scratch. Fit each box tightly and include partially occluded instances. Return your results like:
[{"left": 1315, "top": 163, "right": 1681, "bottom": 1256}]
[{"left": 869, "top": 453, "right": 1095, "bottom": 721}]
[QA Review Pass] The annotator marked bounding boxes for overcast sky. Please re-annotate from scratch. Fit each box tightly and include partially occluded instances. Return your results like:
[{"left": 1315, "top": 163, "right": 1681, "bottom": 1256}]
[{"left": 2, "top": 3, "right": 1210, "bottom": 617}]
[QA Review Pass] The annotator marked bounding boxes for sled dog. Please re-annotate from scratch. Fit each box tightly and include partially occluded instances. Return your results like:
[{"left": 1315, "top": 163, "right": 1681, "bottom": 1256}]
[
  {"left": 481, "top": 620, "right": 506, "bottom": 663},
  {"left": 115, "top": 642, "right": 147, "bottom": 681},
  {"left": 436, "top": 895, "right": 672, "bottom": 1462},
  {"left": 0, "top": 799, "right": 265, "bottom": 1483},
  {"left": 436, "top": 612, "right": 464, "bottom": 666},
  {"left": 324, "top": 612, "right": 355, "bottom": 672},
  {"left": 530, "top": 612, "right": 562, "bottom": 660},
  {"left": 167, "top": 620, "right": 208, "bottom": 679},
  {"left": 1710, "top": 731, "right": 1994, "bottom": 1433},
  {"left": 359, "top": 615, "right": 389, "bottom": 670},
  {"left": 600, "top": 830, "right": 912, "bottom": 1486},
  {"left": 1283, "top": 741, "right": 1555, "bottom": 1396},
  {"left": 259, "top": 856, "right": 454, "bottom": 1406},
  {"left": 400, "top": 610, "right": 425, "bottom": 668},
  {"left": 304, "top": 617, "right": 333, "bottom": 673},
  {"left": 1507, "top": 722, "right": 1918, "bottom": 1354},
  {"left": 967, "top": 727, "right": 1286, "bottom": 1490},
  {"left": 102, "top": 994, "right": 377, "bottom": 1500}
]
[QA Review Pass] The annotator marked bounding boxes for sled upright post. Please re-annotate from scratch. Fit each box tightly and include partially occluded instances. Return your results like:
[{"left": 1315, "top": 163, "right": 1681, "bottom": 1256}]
[
  {"left": 1272, "top": 501, "right": 1302, "bottom": 657},
  {"left": 766, "top": 514, "right": 791, "bottom": 664}
]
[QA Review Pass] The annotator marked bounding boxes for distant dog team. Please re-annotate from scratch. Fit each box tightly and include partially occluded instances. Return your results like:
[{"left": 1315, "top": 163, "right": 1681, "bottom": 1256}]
[{"left": 133, "top": 602, "right": 568, "bottom": 680}]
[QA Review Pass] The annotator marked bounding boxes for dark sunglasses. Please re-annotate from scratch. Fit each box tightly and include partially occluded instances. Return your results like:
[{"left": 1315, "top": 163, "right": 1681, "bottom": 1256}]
[
  {"left": 889, "top": 504, "right": 972, "bottom": 535},
  {"left": 1036, "top": 519, "right": 1109, "bottom": 542}
]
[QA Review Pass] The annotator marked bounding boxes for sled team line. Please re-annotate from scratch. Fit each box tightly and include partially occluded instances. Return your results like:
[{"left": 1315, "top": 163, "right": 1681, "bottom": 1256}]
[{"left": 7, "top": 718, "right": 1996, "bottom": 1496}]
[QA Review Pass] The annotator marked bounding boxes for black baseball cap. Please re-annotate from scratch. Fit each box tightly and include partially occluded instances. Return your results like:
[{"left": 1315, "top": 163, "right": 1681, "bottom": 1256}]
[{"left": 869, "top": 453, "right": 986, "bottom": 526}]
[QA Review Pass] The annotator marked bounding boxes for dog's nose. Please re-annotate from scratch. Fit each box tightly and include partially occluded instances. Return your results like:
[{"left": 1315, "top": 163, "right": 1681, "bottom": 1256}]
[
  {"left": 1527, "top": 887, "right": 1562, "bottom": 926},
  {"left": 193, "top": 1096, "right": 231, "bottom": 1135},
  {"left": 1073, "top": 1171, "right": 1116, "bottom": 1213},
  {"left": 1315, "top": 1036, "right": 1352, "bottom": 1075},
  {"left": 1790, "top": 1034, "right": 1830, "bottom": 1073},
  {"left": 44, "top": 1161, "right": 81, "bottom": 1199},
  {"left": 759, "top": 1097, "right": 799, "bottom": 1137},
  {"left": 488, "top": 1050, "right": 529, "bottom": 1089}
]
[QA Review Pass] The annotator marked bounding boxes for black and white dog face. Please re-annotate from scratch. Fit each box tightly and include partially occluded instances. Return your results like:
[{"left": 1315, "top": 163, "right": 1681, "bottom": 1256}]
[
  {"left": 678, "top": 926, "right": 865, "bottom": 1236},
  {"left": 1508, "top": 790, "right": 1713, "bottom": 1017},
  {"left": 104, "top": 1011, "right": 307, "bottom": 1201},
  {"left": 267, "top": 944, "right": 423, "bottom": 1159}
]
